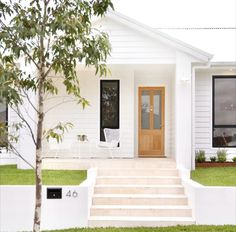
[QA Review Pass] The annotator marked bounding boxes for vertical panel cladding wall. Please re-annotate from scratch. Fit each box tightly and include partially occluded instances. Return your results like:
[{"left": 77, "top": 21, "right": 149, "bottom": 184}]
[
  {"left": 134, "top": 65, "right": 175, "bottom": 157},
  {"left": 43, "top": 69, "right": 134, "bottom": 158},
  {"left": 195, "top": 69, "right": 236, "bottom": 159}
]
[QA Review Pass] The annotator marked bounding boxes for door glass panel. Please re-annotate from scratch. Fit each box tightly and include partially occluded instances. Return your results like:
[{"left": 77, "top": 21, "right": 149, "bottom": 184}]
[
  {"left": 141, "top": 90, "right": 150, "bottom": 129},
  {"left": 154, "top": 90, "right": 161, "bottom": 129}
]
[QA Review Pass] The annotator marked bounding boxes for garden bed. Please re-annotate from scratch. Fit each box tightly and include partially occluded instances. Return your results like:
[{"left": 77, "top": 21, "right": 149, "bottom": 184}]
[{"left": 196, "top": 162, "right": 236, "bottom": 168}]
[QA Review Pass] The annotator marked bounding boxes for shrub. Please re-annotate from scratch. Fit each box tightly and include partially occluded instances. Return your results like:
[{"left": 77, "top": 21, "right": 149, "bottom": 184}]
[
  {"left": 195, "top": 150, "right": 206, "bottom": 163},
  {"left": 232, "top": 157, "right": 236, "bottom": 162},
  {"left": 210, "top": 156, "right": 216, "bottom": 162},
  {"left": 217, "top": 149, "right": 227, "bottom": 162}
]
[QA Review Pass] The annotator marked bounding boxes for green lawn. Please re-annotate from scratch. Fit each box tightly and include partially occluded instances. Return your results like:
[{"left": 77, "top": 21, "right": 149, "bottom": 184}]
[
  {"left": 45, "top": 225, "right": 236, "bottom": 232},
  {"left": 0, "top": 165, "right": 86, "bottom": 185},
  {"left": 191, "top": 167, "right": 236, "bottom": 186}
]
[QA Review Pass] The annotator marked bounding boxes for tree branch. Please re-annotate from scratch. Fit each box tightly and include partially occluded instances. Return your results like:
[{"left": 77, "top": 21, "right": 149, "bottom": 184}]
[
  {"left": 0, "top": 19, "right": 40, "bottom": 70},
  {"left": 22, "top": 89, "right": 40, "bottom": 114},
  {"left": 11, "top": 107, "right": 37, "bottom": 147},
  {"left": 8, "top": 143, "right": 35, "bottom": 169},
  {"left": 44, "top": 99, "right": 76, "bottom": 114}
]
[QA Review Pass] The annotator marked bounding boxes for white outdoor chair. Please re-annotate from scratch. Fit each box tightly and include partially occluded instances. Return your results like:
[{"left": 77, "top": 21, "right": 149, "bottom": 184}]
[{"left": 98, "top": 128, "right": 120, "bottom": 158}]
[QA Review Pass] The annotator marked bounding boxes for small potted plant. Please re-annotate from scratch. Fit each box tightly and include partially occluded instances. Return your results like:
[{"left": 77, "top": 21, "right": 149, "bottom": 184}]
[{"left": 77, "top": 134, "right": 88, "bottom": 142}]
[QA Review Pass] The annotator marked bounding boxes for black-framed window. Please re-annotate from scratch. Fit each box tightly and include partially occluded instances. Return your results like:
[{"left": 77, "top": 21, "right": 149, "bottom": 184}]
[
  {"left": 213, "top": 76, "right": 236, "bottom": 147},
  {"left": 0, "top": 97, "right": 8, "bottom": 147},
  {"left": 100, "top": 80, "right": 120, "bottom": 141}
]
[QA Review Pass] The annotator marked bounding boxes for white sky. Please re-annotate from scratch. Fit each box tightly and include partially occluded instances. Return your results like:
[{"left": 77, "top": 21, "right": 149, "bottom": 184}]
[
  {"left": 112, "top": 0, "right": 236, "bottom": 61},
  {"left": 113, "top": 0, "right": 236, "bottom": 28}
]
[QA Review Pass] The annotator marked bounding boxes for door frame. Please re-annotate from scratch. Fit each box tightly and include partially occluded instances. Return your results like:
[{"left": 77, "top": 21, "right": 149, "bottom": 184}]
[{"left": 138, "top": 86, "right": 165, "bottom": 157}]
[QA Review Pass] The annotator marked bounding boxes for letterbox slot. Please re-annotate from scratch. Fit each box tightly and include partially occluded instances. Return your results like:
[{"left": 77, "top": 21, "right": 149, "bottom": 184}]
[{"left": 47, "top": 188, "right": 62, "bottom": 199}]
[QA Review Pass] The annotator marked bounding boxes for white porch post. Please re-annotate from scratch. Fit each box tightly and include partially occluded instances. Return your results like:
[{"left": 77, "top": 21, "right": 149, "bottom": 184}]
[{"left": 175, "top": 52, "right": 192, "bottom": 170}]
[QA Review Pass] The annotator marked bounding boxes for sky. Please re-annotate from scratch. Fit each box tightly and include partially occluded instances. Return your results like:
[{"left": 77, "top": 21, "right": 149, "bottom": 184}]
[
  {"left": 111, "top": 0, "right": 236, "bottom": 62},
  {"left": 113, "top": 0, "right": 236, "bottom": 28}
]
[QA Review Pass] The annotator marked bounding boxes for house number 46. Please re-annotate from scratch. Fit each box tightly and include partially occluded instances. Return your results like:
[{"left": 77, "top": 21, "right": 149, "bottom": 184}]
[{"left": 66, "top": 190, "right": 78, "bottom": 198}]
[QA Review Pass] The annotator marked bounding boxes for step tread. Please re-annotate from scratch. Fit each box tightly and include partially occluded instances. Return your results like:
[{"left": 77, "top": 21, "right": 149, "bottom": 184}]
[
  {"left": 99, "top": 167, "right": 178, "bottom": 170},
  {"left": 91, "top": 205, "right": 191, "bottom": 209},
  {"left": 93, "top": 194, "right": 187, "bottom": 198},
  {"left": 89, "top": 216, "right": 194, "bottom": 221},
  {"left": 95, "top": 184, "right": 183, "bottom": 188},
  {"left": 97, "top": 176, "right": 180, "bottom": 179}
]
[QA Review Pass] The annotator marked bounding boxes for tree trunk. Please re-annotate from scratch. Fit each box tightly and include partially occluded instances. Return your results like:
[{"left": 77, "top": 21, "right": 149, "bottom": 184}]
[{"left": 33, "top": 78, "right": 44, "bottom": 232}]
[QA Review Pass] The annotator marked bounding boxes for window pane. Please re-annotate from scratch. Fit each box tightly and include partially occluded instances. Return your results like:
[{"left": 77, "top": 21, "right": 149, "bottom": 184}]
[
  {"left": 213, "top": 128, "right": 236, "bottom": 147},
  {"left": 153, "top": 90, "right": 161, "bottom": 129},
  {"left": 214, "top": 78, "right": 236, "bottom": 125},
  {"left": 100, "top": 80, "right": 119, "bottom": 141},
  {"left": 141, "top": 90, "right": 150, "bottom": 129}
]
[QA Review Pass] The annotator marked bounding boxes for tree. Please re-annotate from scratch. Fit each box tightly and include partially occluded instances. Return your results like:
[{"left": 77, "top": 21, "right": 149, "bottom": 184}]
[{"left": 0, "top": 0, "right": 113, "bottom": 231}]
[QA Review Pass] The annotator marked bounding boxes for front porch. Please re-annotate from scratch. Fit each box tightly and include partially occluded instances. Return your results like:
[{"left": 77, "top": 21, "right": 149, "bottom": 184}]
[
  {"left": 42, "top": 60, "right": 193, "bottom": 170},
  {"left": 42, "top": 157, "right": 176, "bottom": 170}
]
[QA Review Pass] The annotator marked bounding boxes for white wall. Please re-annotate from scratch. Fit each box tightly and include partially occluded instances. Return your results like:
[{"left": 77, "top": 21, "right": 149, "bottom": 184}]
[
  {"left": 43, "top": 68, "right": 135, "bottom": 158},
  {"left": 195, "top": 69, "right": 236, "bottom": 159},
  {"left": 0, "top": 168, "right": 97, "bottom": 231},
  {"left": 175, "top": 52, "right": 193, "bottom": 169},
  {"left": 183, "top": 179, "right": 236, "bottom": 225},
  {"left": 134, "top": 65, "right": 175, "bottom": 157},
  {"left": 98, "top": 18, "right": 176, "bottom": 64}
]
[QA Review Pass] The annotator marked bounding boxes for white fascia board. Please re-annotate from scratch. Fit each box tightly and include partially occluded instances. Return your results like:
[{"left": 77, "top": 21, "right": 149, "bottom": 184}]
[
  {"left": 105, "top": 11, "right": 213, "bottom": 63},
  {"left": 211, "top": 62, "right": 236, "bottom": 67}
]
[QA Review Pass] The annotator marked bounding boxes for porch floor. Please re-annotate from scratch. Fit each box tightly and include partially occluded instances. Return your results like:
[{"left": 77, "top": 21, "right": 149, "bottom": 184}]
[{"left": 42, "top": 157, "right": 176, "bottom": 170}]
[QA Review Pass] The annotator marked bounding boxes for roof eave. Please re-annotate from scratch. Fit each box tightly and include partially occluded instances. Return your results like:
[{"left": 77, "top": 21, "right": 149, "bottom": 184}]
[{"left": 106, "top": 11, "right": 213, "bottom": 63}]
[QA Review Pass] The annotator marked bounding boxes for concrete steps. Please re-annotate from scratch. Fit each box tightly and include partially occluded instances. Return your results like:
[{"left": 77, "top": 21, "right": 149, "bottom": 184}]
[
  {"left": 89, "top": 216, "right": 195, "bottom": 227},
  {"left": 92, "top": 194, "right": 188, "bottom": 205},
  {"left": 96, "top": 176, "right": 181, "bottom": 185},
  {"left": 98, "top": 168, "right": 179, "bottom": 176},
  {"left": 95, "top": 185, "right": 184, "bottom": 194},
  {"left": 90, "top": 205, "right": 192, "bottom": 217},
  {"left": 88, "top": 161, "right": 194, "bottom": 227}
]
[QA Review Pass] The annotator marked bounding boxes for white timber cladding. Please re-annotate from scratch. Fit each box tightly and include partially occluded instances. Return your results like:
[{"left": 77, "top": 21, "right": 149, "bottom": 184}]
[
  {"left": 97, "top": 18, "right": 176, "bottom": 64},
  {"left": 43, "top": 69, "right": 134, "bottom": 158},
  {"left": 195, "top": 69, "right": 236, "bottom": 159}
]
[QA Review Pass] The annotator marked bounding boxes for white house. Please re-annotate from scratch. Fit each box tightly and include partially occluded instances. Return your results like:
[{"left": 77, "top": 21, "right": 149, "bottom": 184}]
[
  {"left": 1, "top": 11, "right": 236, "bottom": 169},
  {"left": 1, "top": 10, "right": 236, "bottom": 229}
]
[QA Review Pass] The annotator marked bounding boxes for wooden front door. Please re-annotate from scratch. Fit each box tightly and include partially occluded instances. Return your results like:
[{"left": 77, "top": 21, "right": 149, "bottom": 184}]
[{"left": 138, "top": 87, "right": 165, "bottom": 157}]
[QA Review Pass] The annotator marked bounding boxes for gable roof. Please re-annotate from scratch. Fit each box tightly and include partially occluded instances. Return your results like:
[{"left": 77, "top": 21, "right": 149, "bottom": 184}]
[
  {"left": 102, "top": 11, "right": 213, "bottom": 63},
  {"left": 157, "top": 28, "right": 236, "bottom": 62}
]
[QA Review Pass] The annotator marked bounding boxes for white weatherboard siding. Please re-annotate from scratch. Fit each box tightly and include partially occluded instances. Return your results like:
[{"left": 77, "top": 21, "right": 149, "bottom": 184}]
[
  {"left": 134, "top": 65, "right": 175, "bottom": 157},
  {"left": 195, "top": 69, "right": 236, "bottom": 159},
  {"left": 98, "top": 18, "right": 176, "bottom": 64},
  {"left": 43, "top": 69, "right": 134, "bottom": 158}
]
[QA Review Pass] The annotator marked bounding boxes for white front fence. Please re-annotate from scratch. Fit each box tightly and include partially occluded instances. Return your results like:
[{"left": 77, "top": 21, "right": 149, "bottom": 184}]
[{"left": 0, "top": 168, "right": 97, "bottom": 231}]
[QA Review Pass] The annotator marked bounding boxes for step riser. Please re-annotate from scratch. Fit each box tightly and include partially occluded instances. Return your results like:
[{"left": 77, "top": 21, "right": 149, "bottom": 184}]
[
  {"left": 94, "top": 187, "right": 184, "bottom": 194},
  {"left": 93, "top": 163, "right": 177, "bottom": 169},
  {"left": 96, "top": 178, "right": 181, "bottom": 185},
  {"left": 88, "top": 220, "right": 195, "bottom": 227},
  {"left": 92, "top": 197, "right": 188, "bottom": 206},
  {"left": 90, "top": 208, "right": 192, "bottom": 217},
  {"left": 98, "top": 169, "right": 179, "bottom": 176}
]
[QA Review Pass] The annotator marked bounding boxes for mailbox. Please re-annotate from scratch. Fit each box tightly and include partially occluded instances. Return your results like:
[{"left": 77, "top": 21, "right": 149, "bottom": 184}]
[{"left": 47, "top": 188, "right": 62, "bottom": 199}]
